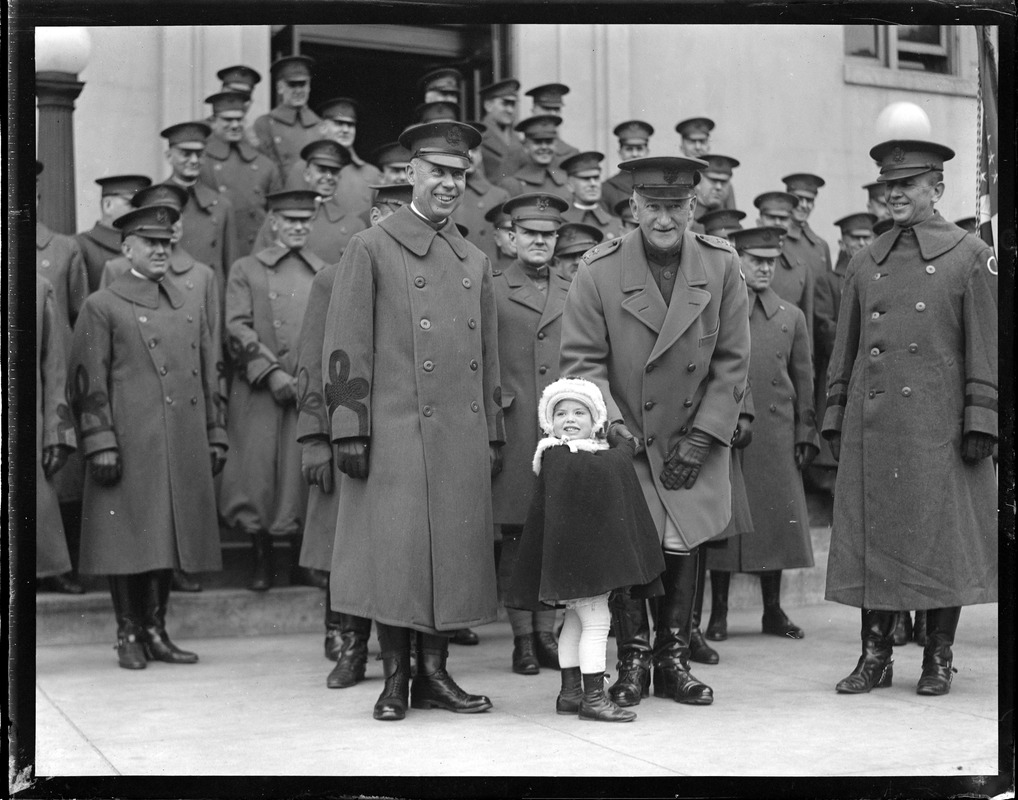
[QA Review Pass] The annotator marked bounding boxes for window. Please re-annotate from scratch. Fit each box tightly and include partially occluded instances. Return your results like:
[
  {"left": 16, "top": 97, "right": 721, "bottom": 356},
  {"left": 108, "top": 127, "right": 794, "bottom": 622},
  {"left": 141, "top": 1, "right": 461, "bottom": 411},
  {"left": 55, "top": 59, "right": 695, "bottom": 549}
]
[{"left": 843, "top": 25, "right": 976, "bottom": 96}]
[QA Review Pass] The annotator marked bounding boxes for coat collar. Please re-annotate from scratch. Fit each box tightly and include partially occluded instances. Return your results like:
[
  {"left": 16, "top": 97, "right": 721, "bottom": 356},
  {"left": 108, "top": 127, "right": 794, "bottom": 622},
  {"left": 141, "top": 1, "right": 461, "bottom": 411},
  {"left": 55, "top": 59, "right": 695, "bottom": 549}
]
[
  {"left": 108, "top": 270, "right": 184, "bottom": 309},
  {"left": 753, "top": 287, "right": 784, "bottom": 319},
  {"left": 784, "top": 223, "right": 803, "bottom": 242},
  {"left": 169, "top": 247, "right": 197, "bottom": 275},
  {"left": 799, "top": 221, "right": 822, "bottom": 247},
  {"left": 37, "top": 222, "right": 54, "bottom": 249},
  {"left": 256, "top": 243, "right": 326, "bottom": 273},
  {"left": 270, "top": 105, "right": 319, "bottom": 128},
  {"left": 165, "top": 178, "right": 219, "bottom": 211},
  {"left": 513, "top": 162, "right": 568, "bottom": 187},
  {"left": 572, "top": 203, "right": 613, "bottom": 225},
  {"left": 539, "top": 266, "right": 572, "bottom": 331},
  {"left": 320, "top": 196, "right": 353, "bottom": 223},
  {"left": 206, "top": 133, "right": 259, "bottom": 163},
  {"left": 379, "top": 206, "right": 468, "bottom": 260},
  {"left": 868, "top": 211, "right": 967, "bottom": 265},
  {"left": 83, "top": 221, "right": 122, "bottom": 251},
  {"left": 505, "top": 259, "right": 548, "bottom": 314}
]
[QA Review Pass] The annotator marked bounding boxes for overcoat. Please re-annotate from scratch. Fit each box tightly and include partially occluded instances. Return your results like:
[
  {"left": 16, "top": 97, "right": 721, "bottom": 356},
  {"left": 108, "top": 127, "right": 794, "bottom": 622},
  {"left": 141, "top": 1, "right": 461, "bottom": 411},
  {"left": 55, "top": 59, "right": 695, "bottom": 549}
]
[
  {"left": 810, "top": 249, "right": 849, "bottom": 470},
  {"left": 163, "top": 179, "right": 237, "bottom": 292},
  {"left": 452, "top": 171, "right": 511, "bottom": 266},
  {"left": 480, "top": 122, "right": 525, "bottom": 184},
  {"left": 252, "top": 196, "right": 367, "bottom": 264},
  {"left": 68, "top": 271, "right": 227, "bottom": 574},
  {"left": 822, "top": 214, "right": 997, "bottom": 609},
  {"left": 251, "top": 105, "right": 322, "bottom": 177},
  {"left": 323, "top": 206, "right": 505, "bottom": 633},
  {"left": 218, "top": 245, "right": 322, "bottom": 536},
  {"left": 36, "top": 276, "right": 76, "bottom": 577},
  {"left": 490, "top": 260, "right": 572, "bottom": 525},
  {"left": 738, "top": 288, "right": 818, "bottom": 571},
  {"left": 600, "top": 171, "right": 633, "bottom": 216},
  {"left": 74, "top": 221, "right": 122, "bottom": 293},
  {"left": 562, "top": 203, "right": 625, "bottom": 242},
  {"left": 770, "top": 239, "right": 815, "bottom": 346},
  {"left": 200, "top": 134, "right": 283, "bottom": 258},
  {"left": 499, "top": 163, "right": 571, "bottom": 204},
  {"left": 560, "top": 228, "right": 751, "bottom": 548}
]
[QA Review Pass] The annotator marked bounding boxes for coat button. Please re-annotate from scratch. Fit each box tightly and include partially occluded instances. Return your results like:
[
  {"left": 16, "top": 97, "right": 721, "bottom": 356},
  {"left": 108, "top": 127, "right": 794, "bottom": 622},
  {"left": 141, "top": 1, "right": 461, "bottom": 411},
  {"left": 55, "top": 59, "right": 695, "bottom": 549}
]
[
  {"left": 160, "top": 366, "right": 168, "bottom": 375},
  {"left": 269, "top": 291, "right": 278, "bottom": 299},
  {"left": 537, "top": 332, "right": 545, "bottom": 340},
  {"left": 462, "top": 278, "right": 472, "bottom": 288},
  {"left": 901, "top": 387, "right": 912, "bottom": 397},
  {"left": 870, "top": 347, "right": 880, "bottom": 357},
  {"left": 423, "top": 405, "right": 433, "bottom": 417},
  {"left": 186, "top": 280, "right": 194, "bottom": 289},
  {"left": 470, "top": 401, "right": 479, "bottom": 412},
  {"left": 646, "top": 363, "right": 655, "bottom": 373},
  {"left": 149, "top": 339, "right": 158, "bottom": 349},
  {"left": 781, "top": 324, "right": 788, "bottom": 332},
  {"left": 770, "top": 404, "right": 777, "bottom": 412},
  {"left": 539, "top": 365, "right": 548, "bottom": 375},
  {"left": 41, "top": 259, "right": 51, "bottom": 268},
  {"left": 191, "top": 397, "right": 198, "bottom": 405},
  {"left": 644, "top": 401, "right": 655, "bottom": 410},
  {"left": 872, "top": 273, "right": 881, "bottom": 281},
  {"left": 138, "top": 316, "right": 148, "bottom": 323},
  {"left": 646, "top": 436, "right": 655, "bottom": 446},
  {"left": 420, "top": 319, "right": 431, "bottom": 330},
  {"left": 187, "top": 315, "right": 193, "bottom": 323},
  {"left": 925, "top": 265, "right": 936, "bottom": 274},
  {"left": 679, "top": 426, "right": 688, "bottom": 435},
  {"left": 192, "top": 368, "right": 199, "bottom": 376},
  {"left": 915, "top": 302, "right": 926, "bottom": 312},
  {"left": 414, "top": 276, "right": 426, "bottom": 288},
  {"left": 871, "top": 311, "right": 880, "bottom": 320},
  {"left": 908, "top": 343, "right": 919, "bottom": 353},
  {"left": 470, "top": 360, "right": 478, "bottom": 371},
  {"left": 683, "top": 399, "right": 692, "bottom": 408},
  {"left": 165, "top": 396, "right": 173, "bottom": 405},
  {"left": 868, "top": 390, "right": 876, "bottom": 399},
  {"left": 423, "top": 360, "right": 434, "bottom": 372},
  {"left": 273, "top": 320, "right": 282, "bottom": 328},
  {"left": 686, "top": 363, "right": 695, "bottom": 373},
  {"left": 214, "top": 164, "right": 222, "bottom": 170},
  {"left": 219, "top": 185, "right": 227, "bottom": 192},
  {"left": 468, "top": 319, "right": 476, "bottom": 329}
]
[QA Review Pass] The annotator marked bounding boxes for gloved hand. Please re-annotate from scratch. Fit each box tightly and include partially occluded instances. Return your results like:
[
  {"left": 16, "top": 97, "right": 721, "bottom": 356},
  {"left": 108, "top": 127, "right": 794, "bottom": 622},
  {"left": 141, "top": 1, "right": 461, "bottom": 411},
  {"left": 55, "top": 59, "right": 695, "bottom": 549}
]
[
  {"left": 661, "top": 428, "right": 714, "bottom": 490},
  {"left": 266, "top": 368, "right": 297, "bottom": 405},
  {"left": 730, "top": 415, "right": 753, "bottom": 450},
  {"left": 210, "top": 444, "right": 227, "bottom": 476},
  {"left": 607, "top": 421, "right": 642, "bottom": 456},
  {"left": 490, "top": 444, "right": 504, "bottom": 477},
  {"left": 335, "top": 437, "right": 370, "bottom": 479},
  {"left": 828, "top": 433, "right": 841, "bottom": 463},
  {"left": 302, "top": 439, "right": 335, "bottom": 493},
  {"left": 794, "top": 442, "right": 819, "bottom": 470},
  {"left": 961, "top": 431, "right": 996, "bottom": 464},
  {"left": 42, "top": 444, "right": 72, "bottom": 480},
  {"left": 89, "top": 449, "right": 121, "bottom": 486}
]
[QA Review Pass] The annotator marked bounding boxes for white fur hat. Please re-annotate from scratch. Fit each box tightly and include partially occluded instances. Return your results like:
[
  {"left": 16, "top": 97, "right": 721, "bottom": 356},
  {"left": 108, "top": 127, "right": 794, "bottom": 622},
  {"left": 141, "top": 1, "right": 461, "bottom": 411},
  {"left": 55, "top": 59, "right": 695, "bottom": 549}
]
[{"left": 537, "top": 377, "right": 609, "bottom": 437}]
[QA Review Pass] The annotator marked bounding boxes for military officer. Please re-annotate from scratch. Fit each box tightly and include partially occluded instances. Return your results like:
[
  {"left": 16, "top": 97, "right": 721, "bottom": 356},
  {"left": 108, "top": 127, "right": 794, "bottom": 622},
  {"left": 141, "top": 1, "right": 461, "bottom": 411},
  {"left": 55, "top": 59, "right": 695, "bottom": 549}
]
[
  {"left": 452, "top": 122, "right": 511, "bottom": 266},
  {"left": 75, "top": 174, "right": 152, "bottom": 292},
  {"left": 601, "top": 120, "right": 654, "bottom": 214},
  {"left": 676, "top": 117, "right": 737, "bottom": 210},
  {"left": 863, "top": 181, "right": 891, "bottom": 222},
  {"left": 693, "top": 155, "right": 740, "bottom": 230},
  {"left": 321, "top": 120, "right": 504, "bottom": 721},
  {"left": 418, "top": 67, "right": 462, "bottom": 104},
  {"left": 69, "top": 204, "right": 227, "bottom": 669},
  {"left": 484, "top": 204, "right": 517, "bottom": 268},
  {"left": 824, "top": 140, "right": 997, "bottom": 697},
  {"left": 613, "top": 198, "right": 638, "bottom": 232},
  {"left": 560, "top": 156, "right": 751, "bottom": 709},
  {"left": 754, "top": 190, "right": 815, "bottom": 342},
  {"left": 201, "top": 91, "right": 283, "bottom": 258},
  {"left": 498, "top": 115, "right": 571, "bottom": 202},
  {"left": 559, "top": 151, "right": 625, "bottom": 242},
  {"left": 699, "top": 208, "right": 746, "bottom": 239},
  {"left": 500, "top": 83, "right": 579, "bottom": 170},
  {"left": 479, "top": 78, "right": 524, "bottom": 183},
  {"left": 372, "top": 141, "right": 412, "bottom": 185},
  {"left": 782, "top": 172, "right": 833, "bottom": 282},
  {"left": 554, "top": 222, "right": 603, "bottom": 279},
  {"left": 251, "top": 55, "right": 321, "bottom": 178}
]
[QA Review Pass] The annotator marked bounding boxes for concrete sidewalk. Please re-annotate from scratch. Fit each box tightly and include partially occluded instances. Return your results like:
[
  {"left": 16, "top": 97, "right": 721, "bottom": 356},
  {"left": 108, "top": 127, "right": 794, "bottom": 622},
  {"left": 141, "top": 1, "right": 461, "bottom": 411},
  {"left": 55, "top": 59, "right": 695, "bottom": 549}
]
[{"left": 32, "top": 602, "right": 1001, "bottom": 779}]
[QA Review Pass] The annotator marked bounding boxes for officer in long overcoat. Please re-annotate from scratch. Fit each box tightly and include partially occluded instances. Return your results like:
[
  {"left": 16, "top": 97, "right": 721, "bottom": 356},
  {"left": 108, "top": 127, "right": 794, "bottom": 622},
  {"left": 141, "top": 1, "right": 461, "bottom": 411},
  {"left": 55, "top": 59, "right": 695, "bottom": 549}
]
[
  {"left": 251, "top": 56, "right": 322, "bottom": 178},
  {"left": 75, "top": 175, "right": 152, "bottom": 292},
  {"left": 823, "top": 140, "right": 997, "bottom": 697},
  {"left": 68, "top": 205, "right": 227, "bottom": 669},
  {"left": 560, "top": 156, "right": 750, "bottom": 709},
  {"left": 322, "top": 121, "right": 504, "bottom": 722},
  {"left": 754, "top": 191, "right": 815, "bottom": 343},
  {"left": 479, "top": 79, "right": 524, "bottom": 183}
]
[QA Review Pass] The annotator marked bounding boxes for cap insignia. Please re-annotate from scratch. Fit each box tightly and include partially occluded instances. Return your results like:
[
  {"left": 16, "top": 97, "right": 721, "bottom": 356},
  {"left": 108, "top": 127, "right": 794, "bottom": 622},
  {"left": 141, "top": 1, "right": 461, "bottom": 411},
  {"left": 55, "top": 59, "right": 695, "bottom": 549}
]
[
  {"left": 444, "top": 126, "right": 464, "bottom": 146},
  {"left": 155, "top": 208, "right": 169, "bottom": 224},
  {"left": 891, "top": 146, "right": 906, "bottom": 164},
  {"left": 537, "top": 196, "right": 550, "bottom": 211},
  {"left": 662, "top": 167, "right": 681, "bottom": 185}
]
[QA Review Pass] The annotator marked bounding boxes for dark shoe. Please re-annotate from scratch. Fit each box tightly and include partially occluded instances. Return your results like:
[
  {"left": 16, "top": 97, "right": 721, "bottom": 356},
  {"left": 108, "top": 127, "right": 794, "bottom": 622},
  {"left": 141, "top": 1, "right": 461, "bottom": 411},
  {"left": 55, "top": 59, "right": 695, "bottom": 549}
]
[
  {"left": 170, "top": 569, "right": 202, "bottom": 593},
  {"left": 609, "top": 650, "right": 650, "bottom": 706},
  {"left": 108, "top": 575, "right": 146, "bottom": 670},
  {"left": 653, "top": 662, "right": 714, "bottom": 705},
  {"left": 140, "top": 571, "right": 198, "bottom": 664},
  {"left": 608, "top": 589, "right": 652, "bottom": 707},
  {"left": 760, "top": 571, "right": 804, "bottom": 638},
  {"left": 891, "top": 611, "right": 913, "bottom": 647},
  {"left": 579, "top": 672, "right": 636, "bottom": 722},
  {"left": 705, "top": 570, "right": 730, "bottom": 641},
  {"left": 115, "top": 629, "right": 148, "bottom": 670},
  {"left": 373, "top": 623, "right": 411, "bottom": 721},
  {"left": 38, "top": 572, "right": 86, "bottom": 594},
  {"left": 326, "top": 614, "right": 371, "bottom": 689},
  {"left": 534, "top": 631, "right": 560, "bottom": 669},
  {"left": 689, "top": 626, "right": 720, "bottom": 665},
  {"left": 556, "top": 667, "right": 583, "bottom": 714},
  {"left": 916, "top": 606, "right": 961, "bottom": 696},
  {"left": 410, "top": 634, "right": 492, "bottom": 713},
  {"left": 450, "top": 628, "right": 479, "bottom": 646},
  {"left": 512, "top": 634, "right": 540, "bottom": 675},
  {"left": 324, "top": 629, "right": 344, "bottom": 662},
  {"left": 836, "top": 608, "right": 895, "bottom": 694},
  {"left": 249, "top": 532, "right": 273, "bottom": 592},
  {"left": 912, "top": 610, "right": 928, "bottom": 646},
  {"left": 652, "top": 551, "right": 712, "bottom": 703}
]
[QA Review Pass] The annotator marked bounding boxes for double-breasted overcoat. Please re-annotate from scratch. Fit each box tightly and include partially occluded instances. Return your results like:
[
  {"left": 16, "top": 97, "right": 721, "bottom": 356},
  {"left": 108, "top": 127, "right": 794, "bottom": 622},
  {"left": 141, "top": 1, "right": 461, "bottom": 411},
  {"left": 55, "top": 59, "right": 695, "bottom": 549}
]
[
  {"left": 251, "top": 105, "right": 322, "bottom": 178},
  {"left": 164, "top": 179, "right": 237, "bottom": 292}
]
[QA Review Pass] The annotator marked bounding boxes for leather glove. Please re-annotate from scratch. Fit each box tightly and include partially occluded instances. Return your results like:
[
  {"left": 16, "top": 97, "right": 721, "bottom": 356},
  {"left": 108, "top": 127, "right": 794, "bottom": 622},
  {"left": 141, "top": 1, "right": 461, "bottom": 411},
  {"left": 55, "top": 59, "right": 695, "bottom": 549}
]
[
  {"left": 961, "top": 431, "right": 996, "bottom": 464},
  {"left": 42, "top": 444, "right": 72, "bottom": 480},
  {"left": 607, "top": 421, "right": 642, "bottom": 456},
  {"left": 660, "top": 428, "right": 714, "bottom": 490},
  {"left": 89, "top": 449, "right": 121, "bottom": 486},
  {"left": 794, "top": 443, "right": 819, "bottom": 470},
  {"left": 210, "top": 444, "right": 227, "bottom": 476},
  {"left": 335, "top": 437, "right": 370, "bottom": 480},
  {"left": 266, "top": 368, "right": 297, "bottom": 405},
  {"left": 490, "top": 444, "right": 504, "bottom": 477},
  {"left": 828, "top": 433, "right": 841, "bottom": 463},
  {"left": 730, "top": 415, "right": 753, "bottom": 450},
  {"left": 302, "top": 439, "right": 334, "bottom": 493}
]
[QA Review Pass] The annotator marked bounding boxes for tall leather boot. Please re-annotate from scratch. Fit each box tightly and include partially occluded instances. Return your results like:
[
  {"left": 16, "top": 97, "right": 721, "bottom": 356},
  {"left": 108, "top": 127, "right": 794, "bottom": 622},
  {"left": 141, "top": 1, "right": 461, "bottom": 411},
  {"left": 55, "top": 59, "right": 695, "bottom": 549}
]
[
  {"left": 249, "top": 531, "right": 273, "bottom": 592},
  {"left": 109, "top": 575, "right": 146, "bottom": 669},
  {"left": 652, "top": 551, "right": 714, "bottom": 705},
  {"left": 705, "top": 570, "right": 730, "bottom": 641},
  {"left": 289, "top": 534, "right": 329, "bottom": 589},
  {"left": 534, "top": 609, "right": 560, "bottom": 669},
  {"left": 327, "top": 614, "right": 373, "bottom": 689},
  {"left": 373, "top": 623, "right": 411, "bottom": 721},
  {"left": 916, "top": 606, "right": 961, "bottom": 696},
  {"left": 836, "top": 608, "right": 895, "bottom": 693},
  {"left": 556, "top": 666, "right": 583, "bottom": 714},
  {"left": 139, "top": 570, "right": 198, "bottom": 663},
  {"left": 912, "top": 610, "right": 928, "bottom": 646},
  {"left": 410, "top": 633, "right": 492, "bottom": 713},
  {"left": 891, "top": 611, "right": 913, "bottom": 646},
  {"left": 690, "top": 550, "right": 719, "bottom": 664},
  {"left": 579, "top": 672, "right": 636, "bottom": 722},
  {"left": 324, "top": 583, "right": 343, "bottom": 661},
  {"left": 607, "top": 590, "right": 652, "bottom": 707},
  {"left": 760, "top": 570, "right": 804, "bottom": 638}
]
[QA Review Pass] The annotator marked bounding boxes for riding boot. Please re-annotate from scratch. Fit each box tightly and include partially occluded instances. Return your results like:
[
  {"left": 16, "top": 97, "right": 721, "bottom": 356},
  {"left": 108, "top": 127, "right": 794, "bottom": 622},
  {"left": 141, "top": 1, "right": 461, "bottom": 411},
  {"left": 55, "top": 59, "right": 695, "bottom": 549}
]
[
  {"left": 139, "top": 570, "right": 198, "bottom": 663},
  {"left": 916, "top": 606, "right": 961, "bottom": 696},
  {"left": 891, "top": 611, "right": 913, "bottom": 646},
  {"left": 760, "top": 570, "right": 804, "bottom": 638},
  {"left": 579, "top": 672, "right": 636, "bottom": 722},
  {"left": 512, "top": 634, "right": 540, "bottom": 675},
  {"left": 607, "top": 590, "right": 652, "bottom": 707},
  {"left": 108, "top": 574, "right": 146, "bottom": 670},
  {"left": 835, "top": 608, "right": 895, "bottom": 693},
  {"left": 373, "top": 623, "right": 411, "bottom": 721},
  {"left": 289, "top": 534, "right": 328, "bottom": 589},
  {"left": 689, "top": 550, "right": 719, "bottom": 664},
  {"left": 327, "top": 614, "right": 372, "bottom": 689},
  {"left": 912, "top": 610, "right": 928, "bottom": 646},
  {"left": 534, "top": 609, "right": 560, "bottom": 669},
  {"left": 705, "top": 570, "right": 730, "bottom": 641},
  {"left": 249, "top": 531, "right": 273, "bottom": 592},
  {"left": 556, "top": 666, "right": 583, "bottom": 714},
  {"left": 323, "top": 584, "right": 343, "bottom": 661},
  {"left": 652, "top": 551, "right": 714, "bottom": 705},
  {"left": 410, "top": 633, "right": 492, "bottom": 713}
]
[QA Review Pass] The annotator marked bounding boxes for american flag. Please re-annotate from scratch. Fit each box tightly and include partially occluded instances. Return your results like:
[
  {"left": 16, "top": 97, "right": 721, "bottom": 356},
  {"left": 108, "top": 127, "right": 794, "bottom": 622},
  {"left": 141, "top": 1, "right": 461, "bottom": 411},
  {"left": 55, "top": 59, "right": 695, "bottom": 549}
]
[{"left": 975, "top": 26, "right": 997, "bottom": 251}]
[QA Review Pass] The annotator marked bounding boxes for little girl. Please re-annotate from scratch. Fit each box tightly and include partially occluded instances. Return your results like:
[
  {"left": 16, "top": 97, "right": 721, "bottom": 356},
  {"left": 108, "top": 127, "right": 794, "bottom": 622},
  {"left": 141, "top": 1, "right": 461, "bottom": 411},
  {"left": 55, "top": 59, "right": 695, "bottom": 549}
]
[{"left": 506, "top": 378, "right": 664, "bottom": 722}]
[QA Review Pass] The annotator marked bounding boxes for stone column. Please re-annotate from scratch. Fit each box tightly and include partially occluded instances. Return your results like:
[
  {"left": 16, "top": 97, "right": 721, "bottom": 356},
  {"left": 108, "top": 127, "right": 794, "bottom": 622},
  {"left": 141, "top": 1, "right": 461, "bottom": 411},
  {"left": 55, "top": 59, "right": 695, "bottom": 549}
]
[{"left": 35, "top": 71, "right": 85, "bottom": 234}]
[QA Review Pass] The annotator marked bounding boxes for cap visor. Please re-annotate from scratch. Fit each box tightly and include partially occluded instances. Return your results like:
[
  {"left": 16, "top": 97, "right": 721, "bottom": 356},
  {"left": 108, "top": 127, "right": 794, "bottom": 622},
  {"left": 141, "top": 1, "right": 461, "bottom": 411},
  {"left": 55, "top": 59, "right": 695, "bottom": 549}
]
[
  {"left": 513, "top": 219, "right": 561, "bottom": 232},
  {"left": 742, "top": 246, "right": 781, "bottom": 258},
  {"left": 417, "top": 153, "right": 470, "bottom": 169},
  {"left": 635, "top": 187, "right": 695, "bottom": 200}
]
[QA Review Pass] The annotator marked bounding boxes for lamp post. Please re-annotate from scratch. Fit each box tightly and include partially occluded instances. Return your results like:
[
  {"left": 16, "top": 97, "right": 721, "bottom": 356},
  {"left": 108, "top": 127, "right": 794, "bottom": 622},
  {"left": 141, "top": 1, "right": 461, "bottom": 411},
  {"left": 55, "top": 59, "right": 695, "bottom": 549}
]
[{"left": 36, "top": 27, "right": 91, "bottom": 234}]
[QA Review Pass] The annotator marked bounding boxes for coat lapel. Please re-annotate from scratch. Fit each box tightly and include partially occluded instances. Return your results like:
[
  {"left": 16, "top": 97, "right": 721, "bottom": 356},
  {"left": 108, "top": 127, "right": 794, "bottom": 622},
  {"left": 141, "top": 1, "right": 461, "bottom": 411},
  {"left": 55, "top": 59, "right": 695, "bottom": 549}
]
[
  {"left": 505, "top": 260, "right": 548, "bottom": 315},
  {"left": 647, "top": 232, "right": 711, "bottom": 365},
  {"left": 538, "top": 268, "right": 571, "bottom": 331},
  {"left": 620, "top": 234, "right": 667, "bottom": 335}
]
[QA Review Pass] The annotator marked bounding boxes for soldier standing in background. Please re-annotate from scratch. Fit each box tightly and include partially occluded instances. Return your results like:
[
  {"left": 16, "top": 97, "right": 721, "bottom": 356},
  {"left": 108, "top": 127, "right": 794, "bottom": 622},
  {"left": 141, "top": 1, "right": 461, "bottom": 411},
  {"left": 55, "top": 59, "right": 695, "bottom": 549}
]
[
  {"left": 559, "top": 152, "right": 625, "bottom": 242},
  {"left": 251, "top": 56, "right": 321, "bottom": 178},
  {"left": 451, "top": 121, "right": 511, "bottom": 266},
  {"left": 499, "top": 116, "right": 571, "bottom": 203},
  {"left": 553, "top": 222, "right": 603, "bottom": 280},
  {"left": 601, "top": 121, "right": 653, "bottom": 214},
  {"left": 676, "top": 117, "right": 737, "bottom": 210},
  {"left": 691, "top": 155, "right": 740, "bottom": 231},
  {"left": 76, "top": 175, "right": 152, "bottom": 293},
  {"left": 418, "top": 67, "right": 462, "bottom": 105},
  {"left": 484, "top": 204, "right": 518, "bottom": 269},
  {"left": 479, "top": 78, "right": 524, "bottom": 183},
  {"left": 754, "top": 190, "right": 815, "bottom": 341}
]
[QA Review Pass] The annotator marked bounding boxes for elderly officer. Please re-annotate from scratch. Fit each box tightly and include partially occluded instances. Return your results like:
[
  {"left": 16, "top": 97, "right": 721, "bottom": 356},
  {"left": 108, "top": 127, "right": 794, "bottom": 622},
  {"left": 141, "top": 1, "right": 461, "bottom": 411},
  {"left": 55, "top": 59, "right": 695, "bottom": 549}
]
[
  {"left": 201, "top": 91, "right": 283, "bottom": 258},
  {"left": 76, "top": 175, "right": 152, "bottom": 292},
  {"left": 484, "top": 204, "right": 517, "bottom": 268},
  {"left": 754, "top": 191, "right": 815, "bottom": 342},
  {"left": 560, "top": 156, "right": 750, "bottom": 708},
  {"left": 499, "top": 115, "right": 571, "bottom": 202},
  {"left": 676, "top": 117, "right": 737, "bottom": 210},
  {"left": 322, "top": 120, "right": 504, "bottom": 721},
  {"left": 560, "top": 152, "right": 625, "bottom": 242},
  {"left": 452, "top": 122, "right": 511, "bottom": 267},
  {"left": 251, "top": 55, "right": 321, "bottom": 177},
  {"left": 69, "top": 204, "right": 226, "bottom": 669},
  {"left": 601, "top": 121, "right": 654, "bottom": 214},
  {"left": 479, "top": 78, "right": 524, "bottom": 182},
  {"left": 418, "top": 67, "right": 462, "bottom": 104},
  {"left": 489, "top": 192, "right": 571, "bottom": 676},
  {"left": 554, "top": 222, "right": 603, "bottom": 280},
  {"left": 693, "top": 155, "right": 740, "bottom": 230},
  {"left": 824, "top": 140, "right": 998, "bottom": 696}
]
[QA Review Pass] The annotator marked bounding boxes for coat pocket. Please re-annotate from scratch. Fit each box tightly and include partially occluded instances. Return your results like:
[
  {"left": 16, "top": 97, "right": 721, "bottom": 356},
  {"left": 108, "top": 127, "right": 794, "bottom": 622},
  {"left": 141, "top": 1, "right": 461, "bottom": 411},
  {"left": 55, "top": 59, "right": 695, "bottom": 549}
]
[{"left": 698, "top": 318, "right": 720, "bottom": 348}]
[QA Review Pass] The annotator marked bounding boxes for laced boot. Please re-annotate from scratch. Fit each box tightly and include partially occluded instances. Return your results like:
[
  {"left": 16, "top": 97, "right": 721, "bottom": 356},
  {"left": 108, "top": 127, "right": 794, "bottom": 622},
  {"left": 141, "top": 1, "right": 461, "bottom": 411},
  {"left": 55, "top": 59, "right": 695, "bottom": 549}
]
[
  {"left": 916, "top": 606, "right": 961, "bottom": 696},
  {"left": 328, "top": 615, "right": 372, "bottom": 689},
  {"left": 704, "top": 570, "right": 730, "bottom": 641},
  {"left": 140, "top": 570, "right": 198, "bottom": 663},
  {"left": 249, "top": 531, "right": 273, "bottom": 592},
  {"left": 652, "top": 551, "right": 713, "bottom": 705},
  {"left": 512, "top": 634, "right": 540, "bottom": 675},
  {"left": 689, "top": 550, "right": 719, "bottom": 664},
  {"left": 410, "top": 634, "right": 492, "bottom": 713},
  {"left": 836, "top": 608, "right": 895, "bottom": 693},
  {"left": 912, "top": 610, "right": 928, "bottom": 646},
  {"left": 579, "top": 672, "right": 636, "bottom": 722},
  {"left": 607, "top": 590, "right": 652, "bottom": 707},
  {"left": 373, "top": 623, "right": 411, "bottom": 721},
  {"left": 891, "top": 611, "right": 913, "bottom": 646},
  {"left": 760, "top": 570, "right": 804, "bottom": 638},
  {"left": 556, "top": 667, "right": 583, "bottom": 714},
  {"left": 108, "top": 575, "right": 146, "bottom": 670}
]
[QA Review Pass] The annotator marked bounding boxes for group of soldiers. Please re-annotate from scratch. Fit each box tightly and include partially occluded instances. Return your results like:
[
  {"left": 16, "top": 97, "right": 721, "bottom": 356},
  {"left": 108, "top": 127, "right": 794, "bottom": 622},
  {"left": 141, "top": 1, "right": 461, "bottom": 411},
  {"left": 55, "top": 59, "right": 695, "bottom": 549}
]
[{"left": 35, "top": 54, "right": 997, "bottom": 721}]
